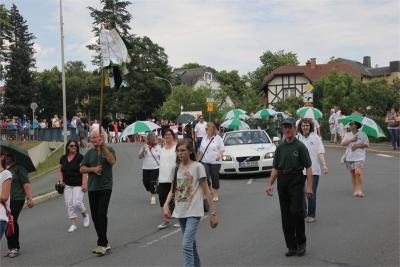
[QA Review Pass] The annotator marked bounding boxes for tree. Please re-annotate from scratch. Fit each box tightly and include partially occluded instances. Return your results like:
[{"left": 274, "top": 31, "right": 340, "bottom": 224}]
[
  {"left": 3, "top": 4, "right": 36, "bottom": 116},
  {"left": 155, "top": 85, "right": 211, "bottom": 120},
  {"left": 273, "top": 96, "right": 304, "bottom": 116},
  {"left": 249, "top": 50, "right": 299, "bottom": 91},
  {"left": 180, "top": 63, "right": 204, "bottom": 70},
  {"left": 0, "top": 4, "right": 10, "bottom": 80}
]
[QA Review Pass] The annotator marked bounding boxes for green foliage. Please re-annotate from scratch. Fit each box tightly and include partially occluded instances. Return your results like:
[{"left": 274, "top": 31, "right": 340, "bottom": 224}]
[
  {"left": 3, "top": 4, "right": 36, "bottom": 116},
  {"left": 180, "top": 63, "right": 204, "bottom": 69},
  {"left": 273, "top": 96, "right": 304, "bottom": 116},
  {"left": 249, "top": 50, "right": 299, "bottom": 91},
  {"left": 0, "top": 4, "right": 10, "bottom": 80},
  {"left": 155, "top": 85, "right": 211, "bottom": 120}
]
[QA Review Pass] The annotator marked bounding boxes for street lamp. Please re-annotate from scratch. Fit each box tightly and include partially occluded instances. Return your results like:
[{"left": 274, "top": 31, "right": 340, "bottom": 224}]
[{"left": 155, "top": 76, "right": 173, "bottom": 90}]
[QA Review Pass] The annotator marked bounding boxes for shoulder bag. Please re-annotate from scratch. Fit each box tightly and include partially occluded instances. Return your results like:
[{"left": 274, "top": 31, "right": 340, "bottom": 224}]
[
  {"left": 1, "top": 202, "right": 14, "bottom": 237},
  {"left": 148, "top": 146, "right": 160, "bottom": 193},
  {"left": 198, "top": 136, "right": 215, "bottom": 162}
]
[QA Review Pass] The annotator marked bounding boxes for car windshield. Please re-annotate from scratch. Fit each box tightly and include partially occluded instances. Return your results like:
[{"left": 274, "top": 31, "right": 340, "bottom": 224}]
[{"left": 224, "top": 131, "right": 270, "bottom": 146}]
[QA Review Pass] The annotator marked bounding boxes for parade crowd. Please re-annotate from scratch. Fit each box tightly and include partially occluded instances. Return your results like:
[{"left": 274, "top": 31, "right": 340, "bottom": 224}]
[{"left": 0, "top": 105, "right": 399, "bottom": 266}]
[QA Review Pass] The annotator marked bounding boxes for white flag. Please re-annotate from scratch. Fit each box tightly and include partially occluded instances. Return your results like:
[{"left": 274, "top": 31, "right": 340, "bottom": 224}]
[{"left": 99, "top": 28, "right": 130, "bottom": 67}]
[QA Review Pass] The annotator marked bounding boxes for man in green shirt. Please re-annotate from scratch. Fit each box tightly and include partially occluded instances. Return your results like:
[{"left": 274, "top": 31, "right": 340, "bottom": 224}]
[
  {"left": 81, "top": 130, "right": 116, "bottom": 256},
  {"left": 266, "top": 119, "right": 313, "bottom": 257}
]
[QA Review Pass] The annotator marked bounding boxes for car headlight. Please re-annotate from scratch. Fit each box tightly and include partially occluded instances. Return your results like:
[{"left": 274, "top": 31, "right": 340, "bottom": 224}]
[
  {"left": 222, "top": 155, "right": 232, "bottom": 161},
  {"left": 264, "top": 152, "right": 274, "bottom": 159}
]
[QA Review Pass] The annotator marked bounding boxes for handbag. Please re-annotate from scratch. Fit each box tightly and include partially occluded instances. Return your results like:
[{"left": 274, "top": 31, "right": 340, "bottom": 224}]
[
  {"left": 55, "top": 182, "right": 65, "bottom": 194},
  {"left": 1, "top": 202, "right": 14, "bottom": 237}
]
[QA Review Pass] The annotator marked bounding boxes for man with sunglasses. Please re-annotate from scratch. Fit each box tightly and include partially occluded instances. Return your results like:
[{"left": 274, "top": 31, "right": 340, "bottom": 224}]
[{"left": 266, "top": 118, "right": 313, "bottom": 257}]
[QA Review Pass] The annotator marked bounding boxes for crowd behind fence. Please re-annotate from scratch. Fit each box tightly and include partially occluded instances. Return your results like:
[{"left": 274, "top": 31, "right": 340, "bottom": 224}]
[{"left": 0, "top": 128, "right": 86, "bottom": 142}]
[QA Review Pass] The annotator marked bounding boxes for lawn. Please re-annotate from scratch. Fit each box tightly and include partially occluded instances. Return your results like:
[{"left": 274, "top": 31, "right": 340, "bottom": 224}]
[
  {"left": 29, "top": 148, "right": 64, "bottom": 179},
  {"left": 11, "top": 140, "right": 41, "bottom": 150}
]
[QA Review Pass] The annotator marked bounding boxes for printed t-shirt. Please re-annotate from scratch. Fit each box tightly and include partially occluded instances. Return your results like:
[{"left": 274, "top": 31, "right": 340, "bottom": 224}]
[{"left": 172, "top": 162, "right": 207, "bottom": 218}]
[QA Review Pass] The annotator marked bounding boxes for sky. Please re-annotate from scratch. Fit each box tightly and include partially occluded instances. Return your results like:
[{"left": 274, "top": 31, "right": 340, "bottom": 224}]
[{"left": 3, "top": 0, "right": 400, "bottom": 75}]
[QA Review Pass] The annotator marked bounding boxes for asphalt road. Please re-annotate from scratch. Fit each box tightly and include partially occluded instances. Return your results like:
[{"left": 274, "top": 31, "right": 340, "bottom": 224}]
[{"left": 1, "top": 143, "right": 398, "bottom": 267}]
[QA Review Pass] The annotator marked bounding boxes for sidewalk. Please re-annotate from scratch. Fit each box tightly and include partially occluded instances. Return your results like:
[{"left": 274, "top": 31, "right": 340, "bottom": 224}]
[{"left": 323, "top": 141, "right": 400, "bottom": 156}]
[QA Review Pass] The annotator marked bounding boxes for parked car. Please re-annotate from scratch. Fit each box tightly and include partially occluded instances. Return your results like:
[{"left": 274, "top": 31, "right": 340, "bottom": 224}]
[{"left": 220, "top": 130, "right": 278, "bottom": 176}]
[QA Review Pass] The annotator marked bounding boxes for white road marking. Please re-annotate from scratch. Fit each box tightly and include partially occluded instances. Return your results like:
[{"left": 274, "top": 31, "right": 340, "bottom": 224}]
[
  {"left": 141, "top": 216, "right": 209, "bottom": 248},
  {"left": 376, "top": 154, "right": 393, "bottom": 158},
  {"left": 247, "top": 178, "right": 254, "bottom": 185}
]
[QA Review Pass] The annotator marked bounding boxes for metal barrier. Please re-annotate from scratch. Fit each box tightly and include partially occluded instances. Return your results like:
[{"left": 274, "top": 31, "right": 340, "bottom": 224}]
[{"left": 0, "top": 128, "right": 86, "bottom": 142}]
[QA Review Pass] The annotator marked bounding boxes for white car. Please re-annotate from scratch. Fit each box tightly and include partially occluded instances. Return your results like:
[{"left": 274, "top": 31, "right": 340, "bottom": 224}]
[{"left": 220, "top": 130, "right": 278, "bottom": 175}]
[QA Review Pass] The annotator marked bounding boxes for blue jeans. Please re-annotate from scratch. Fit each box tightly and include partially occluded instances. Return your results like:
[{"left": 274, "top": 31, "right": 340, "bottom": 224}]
[
  {"left": 304, "top": 175, "right": 320, "bottom": 218},
  {"left": 388, "top": 128, "right": 400, "bottom": 149},
  {"left": 0, "top": 220, "right": 7, "bottom": 240},
  {"left": 179, "top": 217, "right": 201, "bottom": 267}
]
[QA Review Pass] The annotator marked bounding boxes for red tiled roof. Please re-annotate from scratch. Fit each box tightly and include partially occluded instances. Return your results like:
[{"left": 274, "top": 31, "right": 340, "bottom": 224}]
[{"left": 261, "top": 62, "right": 362, "bottom": 89}]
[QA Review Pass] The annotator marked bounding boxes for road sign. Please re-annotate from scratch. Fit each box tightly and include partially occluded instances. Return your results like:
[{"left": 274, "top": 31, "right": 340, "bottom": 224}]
[
  {"left": 206, "top": 97, "right": 214, "bottom": 103},
  {"left": 303, "top": 92, "right": 313, "bottom": 103},
  {"left": 30, "top": 102, "right": 38, "bottom": 111},
  {"left": 305, "top": 83, "right": 313, "bottom": 92},
  {"left": 207, "top": 103, "right": 214, "bottom": 112}
]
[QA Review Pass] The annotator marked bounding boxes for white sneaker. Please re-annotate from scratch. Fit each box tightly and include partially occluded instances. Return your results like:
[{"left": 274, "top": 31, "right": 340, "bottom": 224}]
[
  {"left": 68, "top": 224, "right": 77, "bottom": 233},
  {"left": 173, "top": 223, "right": 181, "bottom": 228},
  {"left": 305, "top": 217, "right": 315, "bottom": 223},
  {"left": 150, "top": 195, "right": 156, "bottom": 205},
  {"left": 157, "top": 221, "right": 170, "bottom": 230},
  {"left": 83, "top": 214, "right": 90, "bottom": 227}
]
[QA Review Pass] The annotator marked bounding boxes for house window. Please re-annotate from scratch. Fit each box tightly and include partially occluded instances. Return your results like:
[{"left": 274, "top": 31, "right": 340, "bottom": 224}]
[
  {"left": 283, "top": 88, "right": 296, "bottom": 100},
  {"left": 204, "top": 72, "right": 213, "bottom": 85}
]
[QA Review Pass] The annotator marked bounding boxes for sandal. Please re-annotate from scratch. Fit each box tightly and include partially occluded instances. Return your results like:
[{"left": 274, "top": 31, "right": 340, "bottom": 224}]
[
  {"left": 3, "top": 250, "right": 11, "bottom": 257},
  {"left": 8, "top": 249, "right": 19, "bottom": 258}
]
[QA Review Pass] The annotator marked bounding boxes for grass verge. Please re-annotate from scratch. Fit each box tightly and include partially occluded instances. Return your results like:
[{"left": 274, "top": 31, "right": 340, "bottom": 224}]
[
  {"left": 29, "top": 148, "right": 64, "bottom": 179},
  {"left": 11, "top": 141, "right": 41, "bottom": 150}
]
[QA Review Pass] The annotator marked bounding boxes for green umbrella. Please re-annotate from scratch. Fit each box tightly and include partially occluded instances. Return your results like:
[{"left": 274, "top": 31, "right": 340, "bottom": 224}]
[
  {"left": 255, "top": 108, "right": 277, "bottom": 119},
  {"left": 220, "top": 119, "right": 250, "bottom": 130},
  {"left": 121, "top": 121, "right": 160, "bottom": 138},
  {"left": 296, "top": 107, "right": 323, "bottom": 120},
  {"left": 339, "top": 114, "right": 385, "bottom": 138},
  {"left": 176, "top": 113, "right": 196, "bottom": 124},
  {"left": 221, "top": 109, "right": 248, "bottom": 121},
  {"left": 0, "top": 140, "right": 36, "bottom": 172}
]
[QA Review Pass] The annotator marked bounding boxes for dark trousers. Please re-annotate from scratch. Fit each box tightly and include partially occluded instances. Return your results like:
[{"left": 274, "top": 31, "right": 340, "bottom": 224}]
[
  {"left": 88, "top": 190, "right": 112, "bottom": 247},
  {"left": 277, "top": 174, "right": 306, "bottom": 250},
  {"left": 6, "top": 199, "right": 25, "bottom": 250},
  {"left": 202, "top": 163, "right": 221, "bottom": 189},
  {"left": 195, "top": 137, "right": 203, "bottom": 153},
  {"left": 142, "top": 169, "right": 159, "bottom": 194}
]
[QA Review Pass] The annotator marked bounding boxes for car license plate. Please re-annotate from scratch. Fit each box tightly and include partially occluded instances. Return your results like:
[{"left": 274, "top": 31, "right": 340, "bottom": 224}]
[{"left": 239, "top": 161, "right": 259, "bottom": 168}]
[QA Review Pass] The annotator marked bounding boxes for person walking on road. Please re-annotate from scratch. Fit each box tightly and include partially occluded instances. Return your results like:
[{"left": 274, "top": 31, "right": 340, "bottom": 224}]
[
  {"left": 385, "top": 107, "right": 400, "bottom": 150},
  {"left": 3, "top": 150, "right": 34, "bottom": 258},
  {"left": 157, "top": 129, "right": 178, "bottom": 229},
  {"left": 80, "top": 129, "right": 116, "bottom": 256},
  {"left": 197, "top": 122, "right": 225, "bottom": 202},
  {"left": 58, "top": 140, "right": 90, "bottom": 233},
  {"left": 0, "top": 153, "right": 12, "bottom": 240},
  {"left": 297, "top": 119, "right": 328, "bottom": 223},
  {"left": 163, "top": 139, "right": 218, "bottom": 267},
  {"left": 194, "top": 115, "right": 207, "bottom": 152},
  {"left": 266, "top": 118, "right": 313, "bottom": 257},
  {"left": 138, "top": 132, "right": 161, "bottom": 205},
  {"left": 341, "top": 121, "right": 369, "bottom": 197}
]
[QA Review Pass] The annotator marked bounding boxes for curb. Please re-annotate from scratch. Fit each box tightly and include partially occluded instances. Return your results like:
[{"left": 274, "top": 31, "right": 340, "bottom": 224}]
[
  {"left": 29, "top": 190, "right": 60, "bottom": 208},
  {"left": 30, "top": 166, "right": 58, "bottom": 181},
  {"left": 324, "top": 144, "right": 400, "bottom": 156}
]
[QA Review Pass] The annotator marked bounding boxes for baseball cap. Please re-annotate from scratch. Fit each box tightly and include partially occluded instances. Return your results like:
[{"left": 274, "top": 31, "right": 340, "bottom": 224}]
[{"left": 282, "top": 118, "right": 296, "bottom": 126}]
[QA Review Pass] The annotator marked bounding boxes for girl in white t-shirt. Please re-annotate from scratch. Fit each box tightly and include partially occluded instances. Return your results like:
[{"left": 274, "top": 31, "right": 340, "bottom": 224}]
[
  {"left": 341, "top": 121, "right": 369, "bottom": 197},
  {"left": 297, "top": 119, "right": 328, "bottom": 223},
  {"left": 163, "top": 139, "right": 218, "bottom": 267},
  {"left": 0, "top": 153, "right": 12, "bottom": 240},
  {"left": 138, "top": 132, "right": 161, "bottom": 205}
]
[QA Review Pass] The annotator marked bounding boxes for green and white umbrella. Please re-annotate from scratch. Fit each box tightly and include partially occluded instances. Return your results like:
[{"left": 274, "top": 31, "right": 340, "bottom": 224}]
[
  {"left": 221, "top": 109, "right": 248, "bottom": 121},
  {"left": 122, "top": 121, "right": 160, "bottom": 137},
  {"left": 255, "top": 108, "right": 277, "bottom": 119},
  {"left": 296, "top": 107, "right": 323, "bottom": 120},
  {"left": 339, "top": 114, "right": 385, "bottom": 138},
  {"left": 220, "top": 119, "right": 250, "bottom": 130}
]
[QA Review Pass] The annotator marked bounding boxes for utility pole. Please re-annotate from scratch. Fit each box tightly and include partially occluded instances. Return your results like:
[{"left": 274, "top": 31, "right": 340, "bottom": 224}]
[{"left": 59, "top": 0, "right": 67, "bottom": 152}]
